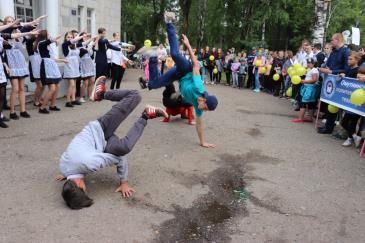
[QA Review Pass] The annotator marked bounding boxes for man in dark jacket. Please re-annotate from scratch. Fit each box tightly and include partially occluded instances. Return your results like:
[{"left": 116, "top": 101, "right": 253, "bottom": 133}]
[{"left": 318, "top": 33, "right": 351, "bottom": 134}]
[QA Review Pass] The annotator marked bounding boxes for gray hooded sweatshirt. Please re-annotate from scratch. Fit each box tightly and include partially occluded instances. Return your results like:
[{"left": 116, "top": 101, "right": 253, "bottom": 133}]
[{"left": 59, "top": 120, "right": 128, "bottom": 181}]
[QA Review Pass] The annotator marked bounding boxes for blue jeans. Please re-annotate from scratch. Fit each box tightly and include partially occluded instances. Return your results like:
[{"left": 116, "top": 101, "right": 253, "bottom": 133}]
[
  {"left": 148, "top": 23, "right": 192, "bottom": 90},
  {"left": 232, "top": 72, "right": 238, "bottom": 86},
  {"left": 254, "top": 69, "right": 260, "bottom": 90}
]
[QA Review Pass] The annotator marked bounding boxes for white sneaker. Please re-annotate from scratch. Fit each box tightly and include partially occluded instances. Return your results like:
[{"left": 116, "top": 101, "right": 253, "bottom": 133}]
[
  {"left": 353, "top": 135, "right": 362, "bottom": 148},
  {"left": 164, "top": 11, "right": 176, "bottom": 23},
  {"left": 79, "top": 97, "right": 86, "bottom": 103},
  {"left": 342, "top": 138, "right": 354, "bottom": 147},
  {"left": 136, "top": 46, "right": 159, "bottom": 58}
]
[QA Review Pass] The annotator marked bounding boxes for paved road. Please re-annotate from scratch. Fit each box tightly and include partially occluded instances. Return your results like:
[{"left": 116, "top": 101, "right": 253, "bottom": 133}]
[{"left": 1, "top": 69, "right": 365, "bottom": 243}]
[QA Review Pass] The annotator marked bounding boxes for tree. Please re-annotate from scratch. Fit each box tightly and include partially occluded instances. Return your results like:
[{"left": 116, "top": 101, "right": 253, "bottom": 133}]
[
  {"left": 312, "top": 0, "right": 330, "bottom": 45},
  {"left": 178, "top": 0, "right": 192, "bottom": 33}
]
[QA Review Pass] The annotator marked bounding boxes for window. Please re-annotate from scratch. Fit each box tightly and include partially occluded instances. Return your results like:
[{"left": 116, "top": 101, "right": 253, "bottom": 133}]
[
  {"left": 77, "top": 6, "right": 83, "bottom": 31},
  {"left": 14, "top": 0, "right": 33, "bottom": 22},
  {"left": 86, "top": 8, "right": 93, "bottom": 33}
]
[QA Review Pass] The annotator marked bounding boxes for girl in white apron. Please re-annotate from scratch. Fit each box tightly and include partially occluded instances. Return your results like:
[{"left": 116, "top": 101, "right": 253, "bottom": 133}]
[
  {"left": 35, "top": 30, "right": 67, "bottom": 114},
  {"left": 62, "top": 32, "right": 84, "bottom": 107},
  {"left": 78, "top": 33, "right": 96, "bottom": 102},
  {"left": 3, "top": 18, "right": 30, "bottom": 119},
  {"left": 26, "top": 36, "right": 43, "bottom": 107}
]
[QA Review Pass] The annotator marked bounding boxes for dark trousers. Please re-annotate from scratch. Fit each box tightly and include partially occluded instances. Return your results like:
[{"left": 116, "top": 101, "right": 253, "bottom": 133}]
[
  {"left": 76, "top": 78, "right": 81, "bottom": 98},
  {"left": 148, "top": 23, "right": 192, "bottom": 90},
  {"left": 2, "top": 86, "right": 6, "bottom": 109},
  {"left": 246, "top": 66, "right": 254, "bottom": 88},
  {"left": 238, "top": 74, "right": 245, "bottom": 88},
  {"left": 110, "top": 63, "right": 126, "bottom": 89},
  {"left": 161, "top": 60, "right": 166, "bottom": 75},
  {"left": 341, "top": 113, "right": 360, "bottom": 138},
  {"left": 95, "top": 62, "right": 108, "bottom": 79},
  {"left": 213, "top": 71, "right": 221, "bottom": 83},
  {"left": 162, "top": 83, "right": 192, "bottom": 108},
  {"left": 225, "top": 71, "right": 231, "bottom": 85},
  {"left": 207, "top": 67, "right": 213, "bottom": 81},
  {"left": 98, "top": 89, "right": 146, "bottom": 156},
  {"left": 0, "top": 83, "right": 5, "bottom": 115}
]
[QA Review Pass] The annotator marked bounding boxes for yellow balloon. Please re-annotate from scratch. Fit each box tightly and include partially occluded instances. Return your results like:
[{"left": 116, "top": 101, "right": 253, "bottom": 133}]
[
  {"left": 255, "top": 60, "right": 262, "bottom": 67},
  {"left": 213, "top": 68, "right": 218, "bottom": 74},
  {"left": 209, "top": 55, "right": 215, "bottom": 61},
  {"left": 291, "top": 75, "right": 301, "bottom": 85},
  {"left": 259, "top": 67, "right": 266, "bottom": 74},
  {"left": 273, "top": 73, "right": 280, "bottom": 81},
  {"left": 297, "top": 67, "right": 307, "bottom": 76},
  {"left": 286, "top": 87, "right": 292, "bottom": 97},
  {"left": 350, "top": 89, "right": 365, "bottom": 106},
  {"left": 144, "top": 39, "right": 152, "bottom": 47},
  {"left": 328, "top": 105, "right": 339, "bottom": 113},
  {"left": 293, "top": 63, "right": 302, "bottom": 69}
]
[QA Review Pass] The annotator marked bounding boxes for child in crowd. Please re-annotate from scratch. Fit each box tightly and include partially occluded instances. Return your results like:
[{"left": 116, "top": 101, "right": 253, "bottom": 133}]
[
  {"left": 231, "top": 57, "right": 240, "bottom": 88},
  {"left": 238, "top": 57, "right": 247, "bottom": 89},
  {"left": 340, "top": 52, "right": 362, "bottom": 147},
  {"left": 291, "top": 58, "right": 318, "bottom": 123}
]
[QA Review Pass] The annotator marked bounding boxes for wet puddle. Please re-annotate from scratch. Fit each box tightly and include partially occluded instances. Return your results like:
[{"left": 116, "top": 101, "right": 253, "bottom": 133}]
[{"left": 152, "top": 150, "right": 282, "bottom": 242}]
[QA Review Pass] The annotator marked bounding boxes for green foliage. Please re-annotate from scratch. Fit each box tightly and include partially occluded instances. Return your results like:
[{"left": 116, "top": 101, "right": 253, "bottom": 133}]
[{"left": 121, "top": 0, "right": 365, "bottom": 51}]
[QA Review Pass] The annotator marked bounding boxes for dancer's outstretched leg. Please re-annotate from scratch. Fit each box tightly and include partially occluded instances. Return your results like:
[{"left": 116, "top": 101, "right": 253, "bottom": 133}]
[
  {"left": 91, "top": 76, "right": 167, "bottom": 156},
  {"left": 139, "top": 12, "right": 193, "bottom": 90}
]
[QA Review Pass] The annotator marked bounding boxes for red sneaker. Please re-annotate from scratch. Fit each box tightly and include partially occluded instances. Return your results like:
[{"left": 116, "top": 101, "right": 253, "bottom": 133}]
[
  {"left": 290, "top": 119, "right": 305, "bottom": 123},
  {"left": 143, "top": 105, "right": 168, "bottom": 119},
  {"left": 90, "top": 76, "right": 106, "bottom": 101}
]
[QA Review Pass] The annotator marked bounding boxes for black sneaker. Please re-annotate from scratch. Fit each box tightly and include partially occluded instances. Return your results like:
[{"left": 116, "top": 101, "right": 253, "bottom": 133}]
[
  {"left": 65, "top": 102, "right": 74, "bottom": 108},
  {"left": 39, "top": 108, "right": 50, "bottom": 114},
  {"left": 139, "top": 77, "right": 147, "bottom": 89},
  {"left": 0, "top": 119, "right": 8, "bottom": 128},
  {"left": 72, "top": 100, "right": 82, "bottom": 105},
  {"left": 1, "top": 116, "right": 9, "bottom": 122},
  {"left": 20, "top": 111, "right": 31, "bottom": 118},
  {"left": 10, "top": 112, "right": 19, "bottom": 120},
  {"left": 49, "top": 106, "right": 61, "bottom": 111}
]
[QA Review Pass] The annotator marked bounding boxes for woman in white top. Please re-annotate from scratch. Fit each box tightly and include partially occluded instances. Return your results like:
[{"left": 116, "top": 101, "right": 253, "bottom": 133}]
[
  {"left": 158, "top": 43, "right": 167, "bottom": 74},
  {"left": 109, "top": 32, "right": 133, "bottom": 89}
]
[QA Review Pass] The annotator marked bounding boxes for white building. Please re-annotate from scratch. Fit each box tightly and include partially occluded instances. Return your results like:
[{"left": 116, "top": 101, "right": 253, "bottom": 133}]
[
  {"left": 0, "top": 0, "right": 121, "bottom": 97},
  {"left": 0, "top": 0, "right": 121, "bottom": 40}
]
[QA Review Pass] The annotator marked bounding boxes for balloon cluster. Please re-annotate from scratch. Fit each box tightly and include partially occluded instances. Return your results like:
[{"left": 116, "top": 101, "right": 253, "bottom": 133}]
[
  {"left": 350, "top": 89, "right": 365, "bottom": 106},
  {"left": 288, "top": 63, "right": 307, "bottom": 85}
]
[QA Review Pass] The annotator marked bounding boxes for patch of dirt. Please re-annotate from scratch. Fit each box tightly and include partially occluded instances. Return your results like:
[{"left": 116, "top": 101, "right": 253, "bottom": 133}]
[
  {"left": 246, "top": 127, "right": 263, "bottom": 137},
  {"left": 237, "top": 109, "right": 293, "bottom": 118}
]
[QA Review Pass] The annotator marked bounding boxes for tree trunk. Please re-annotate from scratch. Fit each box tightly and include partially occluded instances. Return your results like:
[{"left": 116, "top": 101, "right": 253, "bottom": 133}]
[
  {"left": 312, "top": 0, "right": 329, "bottom": 46},
  {"left": 179, "top": 0, "right": 192, "bottom": 34},
  {"left": 197, "top": 0, "right": 207, "bottom": 48}
]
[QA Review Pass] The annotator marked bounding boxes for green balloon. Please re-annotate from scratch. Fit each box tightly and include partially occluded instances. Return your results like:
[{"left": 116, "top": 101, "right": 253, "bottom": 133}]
[
  {"left": 350, "top": 89, "right": 365, "bottom": 106},
  {"left": 286, "top": 87, "right": 292, "bottom": 97},
  {"left": 291, "top": 75, "right": 301, "bottom": 85},
  {"left": 328, "top": 105, "right": 339, "bottom": 113},
  {"left": 273, "top": 73, "right": 280, "bottom": 81},
  {"left": 297, "top": 67, "right": 307, "bottom": 76}
]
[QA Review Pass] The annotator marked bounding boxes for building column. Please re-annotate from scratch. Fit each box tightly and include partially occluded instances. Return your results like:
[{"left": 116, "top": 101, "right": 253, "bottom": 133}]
[
  {"left": 0, "top": 0, "right": 15, "bottom": 19},
  {"left": 46, "top": 0, "right": 59, "bottom": 57}
]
